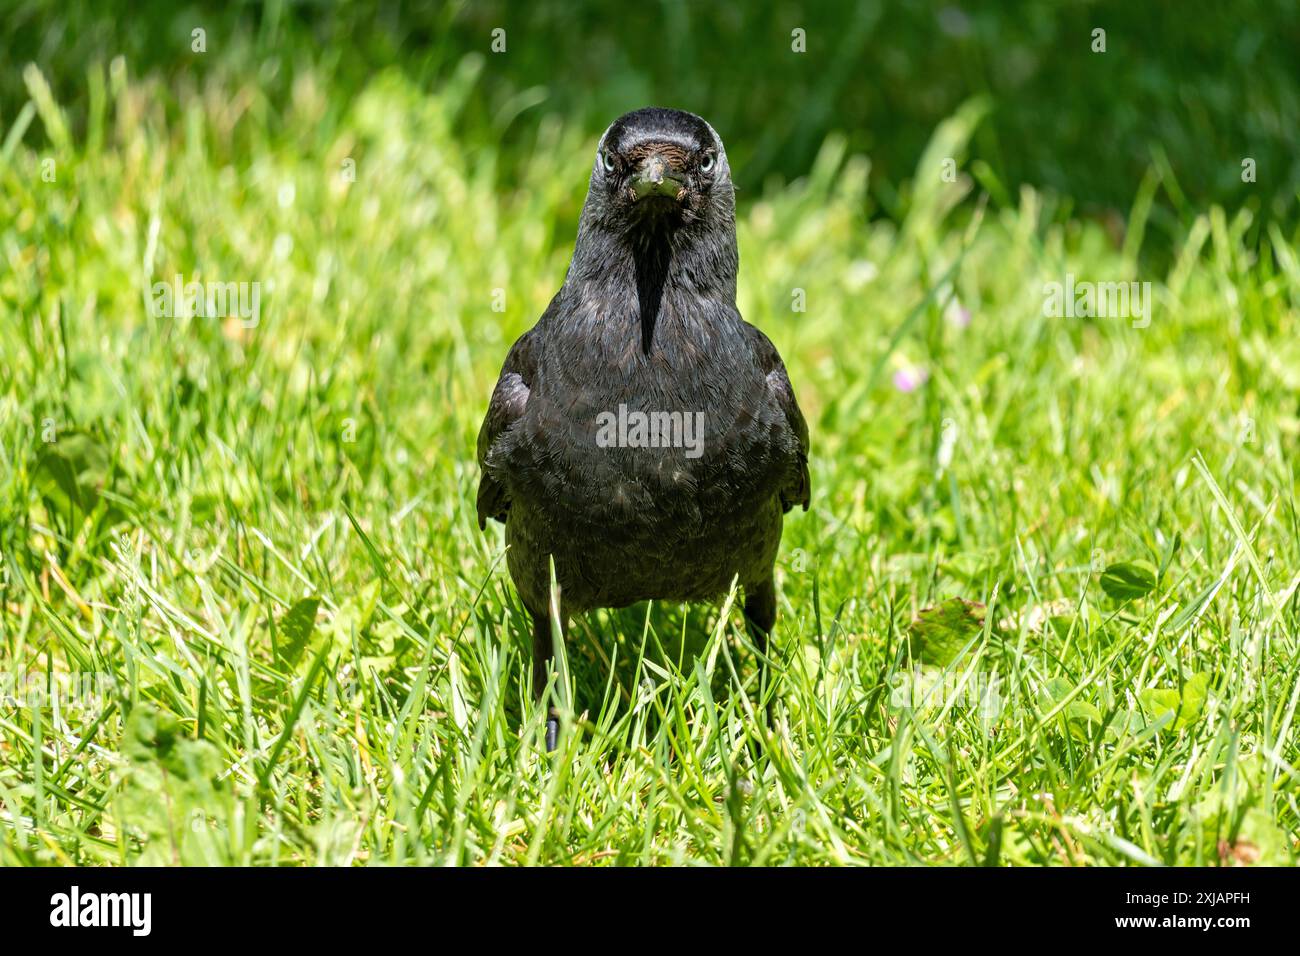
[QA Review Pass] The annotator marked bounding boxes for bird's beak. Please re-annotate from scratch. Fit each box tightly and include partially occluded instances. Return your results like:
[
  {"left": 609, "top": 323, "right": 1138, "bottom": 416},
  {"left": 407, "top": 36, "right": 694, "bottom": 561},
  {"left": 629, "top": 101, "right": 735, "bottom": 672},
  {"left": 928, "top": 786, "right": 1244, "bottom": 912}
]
[{"left": 630, "top": 154, "right": 685, "bottom": 201}]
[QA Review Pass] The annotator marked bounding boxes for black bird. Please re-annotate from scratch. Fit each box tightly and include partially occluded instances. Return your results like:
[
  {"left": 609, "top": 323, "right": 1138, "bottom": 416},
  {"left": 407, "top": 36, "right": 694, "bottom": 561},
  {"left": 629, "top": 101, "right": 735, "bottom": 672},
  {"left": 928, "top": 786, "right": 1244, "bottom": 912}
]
[{"left": 476, "top": 107, "right": 810, "bottom": 750}]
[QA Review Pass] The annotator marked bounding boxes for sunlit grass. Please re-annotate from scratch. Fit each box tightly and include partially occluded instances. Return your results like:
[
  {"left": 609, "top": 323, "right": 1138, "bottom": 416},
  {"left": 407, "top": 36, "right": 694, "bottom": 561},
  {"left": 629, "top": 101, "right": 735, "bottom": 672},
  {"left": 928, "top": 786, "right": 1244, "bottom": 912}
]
[{"left": 1, "top": 58, "right": 1298, "bottom": 866}]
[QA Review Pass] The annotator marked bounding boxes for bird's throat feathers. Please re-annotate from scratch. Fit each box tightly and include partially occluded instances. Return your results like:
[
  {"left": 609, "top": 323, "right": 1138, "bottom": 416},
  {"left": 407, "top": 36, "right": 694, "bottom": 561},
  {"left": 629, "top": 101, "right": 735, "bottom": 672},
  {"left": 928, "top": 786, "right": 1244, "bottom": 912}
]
[{"left": 564, "top": 215, "right": 739, "bottom": 351}]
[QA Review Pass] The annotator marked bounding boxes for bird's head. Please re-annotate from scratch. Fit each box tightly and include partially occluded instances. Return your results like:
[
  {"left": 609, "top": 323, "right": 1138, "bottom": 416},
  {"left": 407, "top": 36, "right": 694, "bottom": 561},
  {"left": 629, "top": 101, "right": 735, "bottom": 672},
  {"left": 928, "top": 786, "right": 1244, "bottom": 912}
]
[{"left": 584, "top": 107, "right": 734, "bottom": 234}]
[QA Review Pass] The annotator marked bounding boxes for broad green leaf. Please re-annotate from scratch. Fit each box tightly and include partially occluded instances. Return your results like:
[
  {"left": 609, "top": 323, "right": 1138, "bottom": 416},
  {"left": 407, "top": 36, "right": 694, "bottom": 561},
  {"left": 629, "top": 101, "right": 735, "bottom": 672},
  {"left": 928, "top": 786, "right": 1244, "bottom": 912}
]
[
  {"left": 1039, "top": 676, "right": 1102, "bottom": 739},
  {"left": 1175, "top": 671, "right": 1210, "bottom": 729},
  {"left": 1138, "top": 687, "right": 1181, "bottom": 728},
  {"left": 908, "top": 597, "right": 984, "bottom": 666},
  {"left": 1100, "top": 560, "right": 1158, "bottom": 601},
  {"left": 1138, "top": 672, "right": 1211, "bottom": 732},
  {"left": 1194, "top": 787, "right": 1292, "bottom": 865},
  {"left": 33, "top": 430, "right": 110, "bottom": 521},
  {"left": 117, "top": 704, "right": 232, "bottom": 865},
  {"left": 278, "top": 597, "right": 320, "bottom": 667}
]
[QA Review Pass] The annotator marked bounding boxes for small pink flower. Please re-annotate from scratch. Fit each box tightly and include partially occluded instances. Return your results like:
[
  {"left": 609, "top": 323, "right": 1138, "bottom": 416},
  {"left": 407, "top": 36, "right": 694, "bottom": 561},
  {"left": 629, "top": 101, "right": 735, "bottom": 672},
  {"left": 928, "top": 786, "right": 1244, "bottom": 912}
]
[
  {"left": 892, "top": 366, "right": 929, "bottom": 393},
  {"left": 945, "top": 299, "right": 972, "bottom": 329}
]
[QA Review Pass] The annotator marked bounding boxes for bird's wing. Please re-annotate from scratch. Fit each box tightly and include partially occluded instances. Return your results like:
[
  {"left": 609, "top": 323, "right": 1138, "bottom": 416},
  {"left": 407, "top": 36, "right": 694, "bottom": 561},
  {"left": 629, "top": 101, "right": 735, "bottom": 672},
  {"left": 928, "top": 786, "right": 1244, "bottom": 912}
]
[
  {"left": 744, "top": 322, "right": 811, "bottom": 513},
  {"left": 476, "top": 328, "right": 538, "bottom": 530}
]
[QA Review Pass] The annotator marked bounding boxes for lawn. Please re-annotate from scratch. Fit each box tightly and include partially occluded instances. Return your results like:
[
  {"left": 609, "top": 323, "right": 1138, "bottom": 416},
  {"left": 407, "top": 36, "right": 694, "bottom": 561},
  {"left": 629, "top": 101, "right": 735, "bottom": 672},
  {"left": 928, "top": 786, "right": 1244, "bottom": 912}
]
[{"left": 1, "top": 52, "right": 1298, "bottom": 866}]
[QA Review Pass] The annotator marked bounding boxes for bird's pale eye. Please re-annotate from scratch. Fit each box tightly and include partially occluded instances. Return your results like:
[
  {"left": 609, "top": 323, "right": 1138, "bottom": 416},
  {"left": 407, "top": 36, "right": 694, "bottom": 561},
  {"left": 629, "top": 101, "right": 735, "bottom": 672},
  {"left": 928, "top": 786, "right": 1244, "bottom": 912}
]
[
  {"left": 700, "top": 153, "right": 716, "bottom": 173},
  {"left": 601, "top": 150, "right": 616, "bottom": 173}
]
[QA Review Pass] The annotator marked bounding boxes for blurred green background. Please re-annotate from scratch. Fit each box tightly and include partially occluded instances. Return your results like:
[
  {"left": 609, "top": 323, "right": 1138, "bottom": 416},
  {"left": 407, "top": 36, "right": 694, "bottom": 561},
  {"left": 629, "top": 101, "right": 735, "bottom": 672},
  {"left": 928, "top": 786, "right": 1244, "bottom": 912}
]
[{"left": 6, "top": 0, "right": 1299, "bottom": 256}]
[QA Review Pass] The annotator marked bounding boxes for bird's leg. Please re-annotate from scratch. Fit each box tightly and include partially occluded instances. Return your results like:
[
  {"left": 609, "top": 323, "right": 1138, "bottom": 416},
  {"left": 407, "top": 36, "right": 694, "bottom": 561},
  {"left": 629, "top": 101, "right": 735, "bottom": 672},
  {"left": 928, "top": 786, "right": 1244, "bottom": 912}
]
[
  {"left": 529, "top": 608, "right": 562, "bottom": 752},
  {"left": 742, "top": 576, "right": 778, "bottom": 729}
]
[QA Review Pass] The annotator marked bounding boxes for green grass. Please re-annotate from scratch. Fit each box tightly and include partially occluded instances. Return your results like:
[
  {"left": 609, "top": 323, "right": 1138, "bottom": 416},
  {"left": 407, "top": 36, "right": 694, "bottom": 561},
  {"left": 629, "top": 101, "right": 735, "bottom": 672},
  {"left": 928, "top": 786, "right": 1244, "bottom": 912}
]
[{"left": 2, "top": 57, "right": 1299, "bottom": 866}]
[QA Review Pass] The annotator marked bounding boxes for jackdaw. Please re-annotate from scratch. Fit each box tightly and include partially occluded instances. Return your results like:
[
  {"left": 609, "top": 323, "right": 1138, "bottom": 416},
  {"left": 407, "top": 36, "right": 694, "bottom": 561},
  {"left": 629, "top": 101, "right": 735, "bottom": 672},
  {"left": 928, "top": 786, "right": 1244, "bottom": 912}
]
[{"left": 476, "top": 107, "right": 810, "bottom": 750}]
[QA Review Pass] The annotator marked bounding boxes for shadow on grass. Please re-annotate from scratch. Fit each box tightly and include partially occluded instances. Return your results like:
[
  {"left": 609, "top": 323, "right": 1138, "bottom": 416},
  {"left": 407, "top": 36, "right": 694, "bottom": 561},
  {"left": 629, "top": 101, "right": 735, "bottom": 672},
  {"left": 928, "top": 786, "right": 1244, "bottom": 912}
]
[{"left": 496, "top": 598, "right": 771, "bottom": 743}]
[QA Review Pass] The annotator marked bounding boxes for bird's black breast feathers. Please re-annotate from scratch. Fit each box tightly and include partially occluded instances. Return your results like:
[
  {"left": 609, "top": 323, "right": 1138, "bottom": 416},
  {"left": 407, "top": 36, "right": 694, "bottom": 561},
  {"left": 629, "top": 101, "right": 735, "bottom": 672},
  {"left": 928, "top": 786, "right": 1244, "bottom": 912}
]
[{"left": 475, "top": 107, "right": 809, "bottom": 613}]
